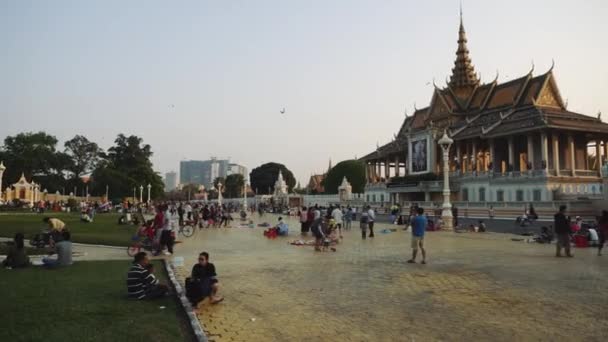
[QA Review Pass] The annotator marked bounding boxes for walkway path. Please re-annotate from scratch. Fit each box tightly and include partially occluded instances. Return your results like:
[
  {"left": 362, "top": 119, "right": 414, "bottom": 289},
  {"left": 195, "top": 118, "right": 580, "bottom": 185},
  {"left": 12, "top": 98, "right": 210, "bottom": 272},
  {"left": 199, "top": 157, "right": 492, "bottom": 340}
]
[{"left": 170, "top": 214, "right": 608, "bottom": 342}]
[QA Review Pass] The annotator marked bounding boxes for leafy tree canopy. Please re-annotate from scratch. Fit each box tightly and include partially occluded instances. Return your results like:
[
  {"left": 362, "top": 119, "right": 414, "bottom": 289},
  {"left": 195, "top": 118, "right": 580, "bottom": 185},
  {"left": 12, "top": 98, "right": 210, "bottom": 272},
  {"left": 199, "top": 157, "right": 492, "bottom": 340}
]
[
  {"left": 64, "top": 135, "right": 103, "bottom": 179},
  {"left": 224, "top": 174, "right": 245, "bottom": 198},
  {"left": 249, "top": 162, "right": 295, "bottom": 195},
  {"left": 323, "top": 159, "right": 366, "bottom": 194},
  {"left": 90, "top": 134, "right": 163, "bottom": 200},
  {"left": 0, "top": 131, "right": 70, "bottom": 192}
]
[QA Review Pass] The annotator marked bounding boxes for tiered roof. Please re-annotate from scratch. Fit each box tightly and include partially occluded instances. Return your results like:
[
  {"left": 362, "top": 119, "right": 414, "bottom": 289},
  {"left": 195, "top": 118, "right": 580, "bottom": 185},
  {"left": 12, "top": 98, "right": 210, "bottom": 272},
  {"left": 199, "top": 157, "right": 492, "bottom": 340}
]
[{"left": 361, "top": 13, "right": 608, "bottom": 161}]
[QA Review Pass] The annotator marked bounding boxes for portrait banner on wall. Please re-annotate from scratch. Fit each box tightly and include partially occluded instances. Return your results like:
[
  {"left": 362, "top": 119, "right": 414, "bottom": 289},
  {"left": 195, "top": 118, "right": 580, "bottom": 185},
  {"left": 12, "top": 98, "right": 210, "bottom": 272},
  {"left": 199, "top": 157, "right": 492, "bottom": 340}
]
[{"left": 410, "top": 137, "right": 429, "bottom": 174}]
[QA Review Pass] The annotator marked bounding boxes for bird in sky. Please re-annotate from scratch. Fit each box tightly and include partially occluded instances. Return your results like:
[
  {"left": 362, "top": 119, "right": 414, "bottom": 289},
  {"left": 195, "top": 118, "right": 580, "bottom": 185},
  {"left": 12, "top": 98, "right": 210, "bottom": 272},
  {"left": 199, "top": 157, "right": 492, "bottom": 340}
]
[{"left": 280, "top": 108, "right": 285, "bottom": 114}]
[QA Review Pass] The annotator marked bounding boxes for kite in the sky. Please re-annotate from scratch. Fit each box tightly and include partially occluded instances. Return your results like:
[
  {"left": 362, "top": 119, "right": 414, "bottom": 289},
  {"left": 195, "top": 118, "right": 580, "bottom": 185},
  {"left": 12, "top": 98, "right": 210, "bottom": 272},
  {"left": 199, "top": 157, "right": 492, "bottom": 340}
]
[{"left": 280, "top": 108, "right": 285, "bottom": 114}]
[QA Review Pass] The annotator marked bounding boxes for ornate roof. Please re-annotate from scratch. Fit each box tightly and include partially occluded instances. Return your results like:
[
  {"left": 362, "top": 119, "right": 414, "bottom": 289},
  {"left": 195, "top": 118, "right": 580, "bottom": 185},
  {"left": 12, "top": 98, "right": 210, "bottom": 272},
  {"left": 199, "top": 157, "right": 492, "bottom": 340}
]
[
  {"left": 448, "top": 12, "right": 479, "bottom": 89},
  {"left": 361, "top": 12, "right": 608, "bottom": 161}
]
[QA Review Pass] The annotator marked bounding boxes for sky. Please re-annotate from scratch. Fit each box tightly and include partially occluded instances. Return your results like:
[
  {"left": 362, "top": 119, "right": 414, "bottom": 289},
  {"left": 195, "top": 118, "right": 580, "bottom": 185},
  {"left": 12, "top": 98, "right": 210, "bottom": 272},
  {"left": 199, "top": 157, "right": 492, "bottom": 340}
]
[{"left": 2, "top": 0, "right": 608, "bottom": 185}]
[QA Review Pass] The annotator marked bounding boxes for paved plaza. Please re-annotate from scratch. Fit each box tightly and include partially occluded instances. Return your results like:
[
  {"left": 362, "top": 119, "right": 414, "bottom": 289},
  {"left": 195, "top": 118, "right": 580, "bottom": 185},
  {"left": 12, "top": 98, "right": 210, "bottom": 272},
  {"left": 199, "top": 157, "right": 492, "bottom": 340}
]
[{"left": 172, "top": 215, "right": 608, "bottom": 342}]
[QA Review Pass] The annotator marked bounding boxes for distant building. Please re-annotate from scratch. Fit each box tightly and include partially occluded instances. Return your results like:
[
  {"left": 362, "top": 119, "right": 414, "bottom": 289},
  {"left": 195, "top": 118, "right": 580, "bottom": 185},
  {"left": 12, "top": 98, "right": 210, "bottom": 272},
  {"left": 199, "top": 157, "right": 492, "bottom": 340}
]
[
  {"left": 164, "top": 171, "right": 177, "bottom": 192},
  {"left": 306, "top": 159, "right": 332, "bottom": 194},
  {"left": 227, "top": 163, "right": 248, "bottom": 179},
  {"left": 180, "top": 158, "right": 235, "bottom": 188}
]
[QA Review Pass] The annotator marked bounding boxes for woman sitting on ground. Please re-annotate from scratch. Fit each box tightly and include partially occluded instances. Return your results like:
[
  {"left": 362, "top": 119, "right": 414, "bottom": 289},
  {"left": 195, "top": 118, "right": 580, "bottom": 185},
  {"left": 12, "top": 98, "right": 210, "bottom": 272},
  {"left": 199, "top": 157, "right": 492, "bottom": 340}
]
[
  {"left": 191, "top": 252, "right": 224, "bottom": 305},
  {"left": 2, "top": 233, "right": 30, "bottom": 268}
]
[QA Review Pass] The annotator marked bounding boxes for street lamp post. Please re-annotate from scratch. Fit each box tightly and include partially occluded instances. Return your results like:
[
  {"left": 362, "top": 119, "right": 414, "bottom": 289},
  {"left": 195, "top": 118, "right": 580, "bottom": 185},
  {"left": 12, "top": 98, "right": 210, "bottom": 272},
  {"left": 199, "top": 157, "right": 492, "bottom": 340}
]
[
  {"left": 438, "top": 130, "right": 454, "bottom": 230},
  {"left": 105, "top": 185, "right": 109, "bottom": 201},
  {"left": 146, "top": 183, "right": 151, "bottom": 204},
  {"left": 242, "top": 182, "right": 247, "bottom": 212},
  {"left": 0, "top": 161, "right": 6, "bottom": 202},
  {"left": 139, "top": 185, "right": 143, "bottom": 204},
  {"left": 133, "top": 187, "right": 136, "bottom": 203},
  {"left": 218, "top": 182, "right": 223, "bottom": 206}
]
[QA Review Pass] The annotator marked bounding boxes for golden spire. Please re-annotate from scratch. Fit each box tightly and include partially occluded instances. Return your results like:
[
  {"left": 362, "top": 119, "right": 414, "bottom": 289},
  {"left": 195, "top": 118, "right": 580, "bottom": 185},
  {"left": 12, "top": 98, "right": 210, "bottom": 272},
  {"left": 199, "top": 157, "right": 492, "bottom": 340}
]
[{"left": 449, "top": 7, "right": 479, "bottom": 88}]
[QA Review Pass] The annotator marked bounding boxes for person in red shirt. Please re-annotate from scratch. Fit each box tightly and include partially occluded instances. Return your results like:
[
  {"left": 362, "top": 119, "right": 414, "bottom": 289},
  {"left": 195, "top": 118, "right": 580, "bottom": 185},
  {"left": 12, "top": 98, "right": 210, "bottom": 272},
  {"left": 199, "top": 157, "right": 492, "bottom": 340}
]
[{"left": 598, "top": 210, "right": 608, "bottom": 256}]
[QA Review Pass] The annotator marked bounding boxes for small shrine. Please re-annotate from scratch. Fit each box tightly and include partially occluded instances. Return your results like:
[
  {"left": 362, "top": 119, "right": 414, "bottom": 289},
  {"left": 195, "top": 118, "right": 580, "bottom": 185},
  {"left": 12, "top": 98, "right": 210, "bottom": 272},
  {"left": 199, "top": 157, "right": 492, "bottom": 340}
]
[
  {"left": 4, "top": 173, "right": 40, "bottom": 204},
  {"left": 338, "top": 177, "right": 353, "bottom": 202}
]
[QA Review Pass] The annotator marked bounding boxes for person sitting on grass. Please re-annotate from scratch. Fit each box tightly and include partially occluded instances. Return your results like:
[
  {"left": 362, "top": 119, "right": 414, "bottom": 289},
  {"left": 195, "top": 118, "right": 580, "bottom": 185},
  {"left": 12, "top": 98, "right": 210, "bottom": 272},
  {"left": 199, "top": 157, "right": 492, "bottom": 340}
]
[
  {"left": 80, "top": 211, "right": 92, "bottom": 223},
  {"left": 191, "top": 252, "right": 224, "bottom": 305},
  {"left": 42, "top": 230, "right": 73, "bottom": 268},
  {"left": 2, "top": 233, "right": 30, "bottom": 269},
  {"left": 127, "top": 252, "right": 169, "bottom": 300},
  {"left": 43, "top": 216, "right": 66, "bottom": 245}
]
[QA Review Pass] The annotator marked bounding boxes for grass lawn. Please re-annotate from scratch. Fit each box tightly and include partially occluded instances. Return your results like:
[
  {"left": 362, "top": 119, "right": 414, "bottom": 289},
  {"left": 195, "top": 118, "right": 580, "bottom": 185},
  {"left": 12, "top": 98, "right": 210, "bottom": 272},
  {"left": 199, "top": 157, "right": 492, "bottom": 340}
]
[
  {"left": 0, "top": 260, "right": 191, "bottom": 342},
  {"left": 0, "top": 212, "right": 138, "bottom": 246}
]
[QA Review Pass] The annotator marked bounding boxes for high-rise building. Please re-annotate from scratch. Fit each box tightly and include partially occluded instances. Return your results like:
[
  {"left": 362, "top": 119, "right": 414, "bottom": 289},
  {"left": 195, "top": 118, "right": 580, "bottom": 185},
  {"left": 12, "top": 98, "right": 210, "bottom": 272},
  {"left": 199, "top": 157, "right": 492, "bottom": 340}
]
[
  {"left": 179, "top": 158, "right": 233, "bottom": 188},
  {"left": 164, "top": 171, "right": 177, "bottom": 191},
  {"left": 227, "top": 163, "right": 248, "bottom": 180}
]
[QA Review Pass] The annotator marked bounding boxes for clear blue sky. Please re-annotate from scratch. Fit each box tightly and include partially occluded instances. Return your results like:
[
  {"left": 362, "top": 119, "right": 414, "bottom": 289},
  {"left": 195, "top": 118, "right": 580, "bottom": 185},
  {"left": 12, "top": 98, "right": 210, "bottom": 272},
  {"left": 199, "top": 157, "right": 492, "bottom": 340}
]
[{"left": 2, "top": 0, "right": 607, "bottom": 185}]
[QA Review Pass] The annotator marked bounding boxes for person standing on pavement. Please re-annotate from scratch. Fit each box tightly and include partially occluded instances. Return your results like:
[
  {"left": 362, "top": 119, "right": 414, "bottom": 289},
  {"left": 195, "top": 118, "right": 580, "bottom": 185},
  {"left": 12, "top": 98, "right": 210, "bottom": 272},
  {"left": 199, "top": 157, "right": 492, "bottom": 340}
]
[
  {"left": 597, "top": 210, "right": 608, "bottom": 256},
  {"left": 300, "top": 206, "right": 308, "bottom": 235},
  {"left": 344, "top": 207, "right": 353, "bottom": 230},
  {"left": 367, "top": 206, "right": 376, "bottom": 238},
  {"left": 359, "top": 209, "right": 369, "bottom": 239},
  {"left": 407, "top": 207, "right": 428, "bottom": 264},
  {"left": 331, "top": 206, "right": 344, "bottom": 238},
  {"left": 554, "top": 205, "right": 573, "bottom": 257}
]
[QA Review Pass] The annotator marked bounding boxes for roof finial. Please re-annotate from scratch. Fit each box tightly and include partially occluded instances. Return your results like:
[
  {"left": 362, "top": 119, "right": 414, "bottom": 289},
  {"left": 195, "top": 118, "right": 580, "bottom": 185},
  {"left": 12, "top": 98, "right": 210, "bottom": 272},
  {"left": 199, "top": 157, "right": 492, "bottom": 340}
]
[
  {"left": 529, "top": 60, "right": 535, "bottom": 75},
  {"left": 449, "top": 3, "right": 479, "bottom": 88},
  {"left": 460, "top": 1, "right": 463, "bottom": 26}
]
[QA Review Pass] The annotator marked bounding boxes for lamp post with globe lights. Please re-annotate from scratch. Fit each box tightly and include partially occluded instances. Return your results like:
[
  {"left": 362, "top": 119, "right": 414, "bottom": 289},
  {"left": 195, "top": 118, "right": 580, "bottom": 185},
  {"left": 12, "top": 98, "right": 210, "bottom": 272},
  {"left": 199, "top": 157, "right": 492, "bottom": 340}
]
[{"left": 438, "top": 130, "right": 454, "bottom": 230}]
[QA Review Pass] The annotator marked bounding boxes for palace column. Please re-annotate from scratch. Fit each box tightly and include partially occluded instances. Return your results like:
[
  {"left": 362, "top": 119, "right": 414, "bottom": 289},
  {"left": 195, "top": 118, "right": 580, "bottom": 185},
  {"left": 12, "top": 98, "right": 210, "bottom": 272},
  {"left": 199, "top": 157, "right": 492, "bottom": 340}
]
[
  {"left": 596, "top": 140, "right": 602, "bottom": 176},
  {"left": 395, "top": 156, "right": 400, "bottom": 177},
  {"left": 489, "top": 138, "right": 495, "bottom": 172},
  {"left": 377, "top": 161, "right": 382, "bottom": 181},
  {"left": 552, "top": 133, "right": 560, "bottom": 176},
  {"left": 385, "top": 158, "right": 391, "bottom": 179},
  {"left": 568, "top": 134, "right": 576, "bottom": 176},
  {"left": 604, "top": 141, "right": 608, "bottom": 164},
  {"left": 366, "top": 163, "right": 371, "bottom": 183},
  {"left": 541, "top": 132, "right": 549, "bottom": 171},
  {"left": 464, "top": 141, "right": 470, "bottom": 172},
  {"left": 471, "top": 140, "right": 477, "bottom": 172},
  {"left": 456, "top": 141, "right": 462, "bottom": 172},
  {"left": 508, "top": 137, "right": 514, "bottom": 171},
  {"left": 527, "top": 134, "right": 534, "bottom": 170}
]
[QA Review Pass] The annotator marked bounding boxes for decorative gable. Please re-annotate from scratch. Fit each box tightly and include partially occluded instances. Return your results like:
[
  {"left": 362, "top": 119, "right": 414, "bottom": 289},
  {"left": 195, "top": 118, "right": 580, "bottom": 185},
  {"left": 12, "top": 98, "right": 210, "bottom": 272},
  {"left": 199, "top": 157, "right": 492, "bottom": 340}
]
[{"left": 536, "top": 81, "right": 561, "bottom": 108}]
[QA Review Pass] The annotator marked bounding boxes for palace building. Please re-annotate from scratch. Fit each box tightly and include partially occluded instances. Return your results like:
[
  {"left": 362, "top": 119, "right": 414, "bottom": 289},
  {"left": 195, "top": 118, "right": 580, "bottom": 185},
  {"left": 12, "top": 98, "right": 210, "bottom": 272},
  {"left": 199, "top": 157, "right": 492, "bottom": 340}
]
[{"left": 361, "top": 14, "right": 608, "bottom": 206}]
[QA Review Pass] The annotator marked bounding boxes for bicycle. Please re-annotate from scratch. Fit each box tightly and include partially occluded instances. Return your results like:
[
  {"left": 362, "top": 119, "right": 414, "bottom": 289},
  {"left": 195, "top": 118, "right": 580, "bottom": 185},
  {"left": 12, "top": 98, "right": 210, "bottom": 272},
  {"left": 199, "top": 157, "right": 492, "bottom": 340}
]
[
  {"left": 127, "top": 235, "right": 155, "bottom": 256},
  {"left": 176, "top": 220, "right": 195, "bottom": 237}
]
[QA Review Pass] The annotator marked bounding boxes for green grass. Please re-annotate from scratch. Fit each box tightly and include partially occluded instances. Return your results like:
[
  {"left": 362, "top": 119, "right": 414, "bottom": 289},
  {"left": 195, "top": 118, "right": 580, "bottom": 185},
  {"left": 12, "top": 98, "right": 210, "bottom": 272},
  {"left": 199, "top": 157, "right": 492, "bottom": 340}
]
[
  {"left": 0, "top": 260, "right": 190, "bottom": 342},
  {"left": 0, "top": 243, "right": 52, "bottom": 255},
  {"left": 0, "top": 212, "right": 138, "bottom": 246}
]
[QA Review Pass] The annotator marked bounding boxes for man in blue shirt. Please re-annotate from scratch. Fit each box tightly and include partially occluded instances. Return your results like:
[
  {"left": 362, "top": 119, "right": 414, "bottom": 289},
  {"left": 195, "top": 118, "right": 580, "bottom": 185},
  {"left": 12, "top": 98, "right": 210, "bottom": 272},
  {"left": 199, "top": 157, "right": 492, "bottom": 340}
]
[{"left": 408, "top": 207, "right": 428, "bottom": 264}]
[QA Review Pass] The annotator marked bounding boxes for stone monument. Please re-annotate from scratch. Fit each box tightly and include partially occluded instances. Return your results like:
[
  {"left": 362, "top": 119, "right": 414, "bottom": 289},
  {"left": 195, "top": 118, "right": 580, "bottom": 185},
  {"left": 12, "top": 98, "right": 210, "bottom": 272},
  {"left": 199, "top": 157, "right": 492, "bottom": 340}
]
[{"left": 338, "top": 176, "right": 352, "bottom": 202}]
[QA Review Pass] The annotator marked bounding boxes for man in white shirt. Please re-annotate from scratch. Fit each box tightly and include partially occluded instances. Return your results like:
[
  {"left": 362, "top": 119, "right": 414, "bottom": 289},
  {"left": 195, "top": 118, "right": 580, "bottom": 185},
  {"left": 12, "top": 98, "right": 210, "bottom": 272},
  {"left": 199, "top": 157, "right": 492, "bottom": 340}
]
[
  {"left": 313, "top": 205, "right": 321, "bottom": 220},
  {"left": 367, "top": 206, "right": 376, "bottom": 238},
  {"left": 331, "top": 206, "right": 344, "bottom": 238},
  {"left": 185, "top": 203, "right": 193, "bottom": 220}
]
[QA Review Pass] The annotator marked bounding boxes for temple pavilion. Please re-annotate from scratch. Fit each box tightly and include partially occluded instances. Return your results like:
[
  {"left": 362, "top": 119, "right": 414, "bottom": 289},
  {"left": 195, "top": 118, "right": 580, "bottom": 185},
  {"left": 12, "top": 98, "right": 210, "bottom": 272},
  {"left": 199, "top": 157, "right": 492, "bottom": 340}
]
[{"left": 362, "top": 14, "right": 608, "bottom": 205}]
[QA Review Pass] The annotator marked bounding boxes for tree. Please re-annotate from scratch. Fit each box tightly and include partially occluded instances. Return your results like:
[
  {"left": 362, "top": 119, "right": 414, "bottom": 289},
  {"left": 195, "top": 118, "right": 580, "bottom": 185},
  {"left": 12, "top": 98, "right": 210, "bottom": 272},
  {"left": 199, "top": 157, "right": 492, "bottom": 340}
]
[
  {"left": 322, "top": 159, "right": 366, "bottom": 194},
  {"left": 249, "top": 162, "right": 296, "bottom": 195},
  {"left": 224, "top": 174, "right": 245, "bottom": 198},
  {"left": 213, "top": 177, "right": 225, "bottom": 191},
  {"left": 90, "top": 134, "right": 163, "bottom": 199},
  {"left": 64, "top": 135, "right": 103, "bottom": 178},
  {"left": 0, "top": 131, "right": 70, "bottom": 192}
]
